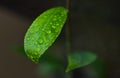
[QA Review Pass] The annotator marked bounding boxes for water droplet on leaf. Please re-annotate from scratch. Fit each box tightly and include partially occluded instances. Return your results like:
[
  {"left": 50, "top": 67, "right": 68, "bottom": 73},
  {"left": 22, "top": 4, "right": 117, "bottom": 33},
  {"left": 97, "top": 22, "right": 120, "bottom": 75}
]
[
  {"left": 47, "top": 30, "right": 51, "bottom": 34},
  {"left": 26, "top": 37, "right": 30, "bottom": 40},
  {"left": 30, "top": 56, "right": 33, "bottom": 59},
  {"left": 34, "top": 42, "right": 38, "bottom": 45},
  {"left": 31, "top": 37, "right": 34, "bottom": 40},
  {"left": 39, "top": 39, "right": 43, "bottom": 44},
  {"left": 37, "top": 48, "right": 40, "bottom": 52},
  {"left": 50, "top": 22, "right": 52, "bottom": 25},
  {"left": 56, "top": 23, "right": 59, "bottom": 26},
  {"left": 53, "top": 18, "right": 57, "bottom": 21},
  {"left": 52, "top": 26, "right": 56, "bottom": 29}
]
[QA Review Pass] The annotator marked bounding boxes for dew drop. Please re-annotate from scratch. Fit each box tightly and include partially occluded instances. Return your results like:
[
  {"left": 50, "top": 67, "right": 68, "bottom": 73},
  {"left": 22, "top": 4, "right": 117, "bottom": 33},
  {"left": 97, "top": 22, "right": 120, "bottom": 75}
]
[
  {"left": 52, "top": 26, "right": 56, "bottom": 29},
  {"left": 37, "top": 48, "right": 40, "bottom": 52},
  {"left": 56, "top": 23, "right": 59, "bottom": 26},
  {"left": 30, "top": 30, "right": 33, "bottom": 34},
  {"left": 53, "top": 18, "right": 57, "bottom": 21},
  {"left": 50, "top": 22, "right": 52, "bottom": 25},
  {"left": 34, "top": 52, "right": 38, "bottom": 55},
  {"left": 30, "top": 56, "right": 33, "bottom": 59},
  {"left": 26, "top": 37, "right": 30, "bottom": 40},
  {"left": 43, "top": 36, "right": 47, "bottom": 42},
  {"left": 39, "top": 39, "right": 43, "bottom": 44},
  {"left": 61, "top": 14, "right": 65, "bottom": 17},
  {"left": 27, "top": 54, "right": 30, "bottom": 57},
  {"left": 47, "top": 30, "right": 51, "bottom": 34},
  {"left": 34, "top": 42, "right": 38, "bottom": 45},
  {"left": 31, "top": 37, "right": 34, "bottom": 40},
  {"left": 58, "top": 19, "right": 62, "bottom": 22},
  {"left": 55, "top": 30, "right": 59, "bottom": 33},
  {"left": 54, "top": 16, "right": 57, "bottom": 18},
  {"left": 42, "top": 29, "right": 45, "bottom": 31}
]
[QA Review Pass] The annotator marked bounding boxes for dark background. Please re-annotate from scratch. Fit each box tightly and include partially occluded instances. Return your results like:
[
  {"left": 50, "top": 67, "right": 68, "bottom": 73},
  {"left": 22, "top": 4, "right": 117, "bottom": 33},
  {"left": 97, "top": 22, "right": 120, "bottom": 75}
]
[{"left": 0, "top": 0, "right": 120, "bottom": 78}]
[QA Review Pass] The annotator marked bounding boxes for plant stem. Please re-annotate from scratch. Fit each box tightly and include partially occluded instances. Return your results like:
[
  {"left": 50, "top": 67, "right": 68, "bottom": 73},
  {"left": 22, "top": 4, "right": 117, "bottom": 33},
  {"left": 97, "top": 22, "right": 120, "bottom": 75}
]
[
  {"left": 65, "top": 1, "right": 83, "bottom": 78},
  {"left": 66, "top": 0, "right": 70, "bottom": 10},
  {"left": 65, "top": 0, "right": 72, "bottom": 78},
  {"left": 66, "top": 0, "right": 72, "bottom": 53}
]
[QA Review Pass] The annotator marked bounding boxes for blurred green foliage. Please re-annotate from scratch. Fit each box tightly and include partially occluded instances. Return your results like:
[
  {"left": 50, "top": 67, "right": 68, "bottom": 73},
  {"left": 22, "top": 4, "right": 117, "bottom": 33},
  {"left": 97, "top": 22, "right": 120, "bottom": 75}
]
[{"left": 66, "top": 51, "right": 97, "bottom": 72}]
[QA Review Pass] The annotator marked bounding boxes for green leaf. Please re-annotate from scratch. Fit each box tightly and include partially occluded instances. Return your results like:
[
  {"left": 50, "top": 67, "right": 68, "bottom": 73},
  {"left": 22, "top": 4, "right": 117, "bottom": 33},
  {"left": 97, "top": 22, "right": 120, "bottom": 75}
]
[
  {"left": 66, "top": 51, "right": 97, "bottom": 72},
  {"left": 24, "top": 7, "right": 68, "bottom": 63}
]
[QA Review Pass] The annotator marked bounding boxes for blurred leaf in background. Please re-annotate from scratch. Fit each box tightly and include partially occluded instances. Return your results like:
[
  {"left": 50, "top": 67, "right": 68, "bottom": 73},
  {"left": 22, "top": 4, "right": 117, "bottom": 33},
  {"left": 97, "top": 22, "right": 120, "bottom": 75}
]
[
  {"left": 36, "top": 51, "right": 65, "bottom": 77},
  {"left": 66, "top": 51, "right": 97, "bottom": 72}
]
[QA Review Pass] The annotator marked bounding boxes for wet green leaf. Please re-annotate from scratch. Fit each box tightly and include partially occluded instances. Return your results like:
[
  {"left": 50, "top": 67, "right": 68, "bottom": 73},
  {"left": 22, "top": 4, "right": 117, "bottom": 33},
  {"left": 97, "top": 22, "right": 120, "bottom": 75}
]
[
  {"left": 24, "top": 7, "right": 68, "bottom": 63},
  {"left": 66, "top": 52, "right": 97, "bottom": 72}
]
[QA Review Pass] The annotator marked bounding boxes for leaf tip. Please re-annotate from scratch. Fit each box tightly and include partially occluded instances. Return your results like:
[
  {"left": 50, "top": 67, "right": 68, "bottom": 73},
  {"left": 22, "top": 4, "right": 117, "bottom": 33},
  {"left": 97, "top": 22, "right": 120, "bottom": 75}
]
[{"left": 25, "top": 50, "right": 40, "bottom": 64}]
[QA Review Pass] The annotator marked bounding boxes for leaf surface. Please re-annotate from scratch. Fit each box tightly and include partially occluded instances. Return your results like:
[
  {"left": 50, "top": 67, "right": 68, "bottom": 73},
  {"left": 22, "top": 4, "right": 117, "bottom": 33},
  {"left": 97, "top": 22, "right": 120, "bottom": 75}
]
[{"left": 24, "top": 7, "right": 68, "bottom": 63}]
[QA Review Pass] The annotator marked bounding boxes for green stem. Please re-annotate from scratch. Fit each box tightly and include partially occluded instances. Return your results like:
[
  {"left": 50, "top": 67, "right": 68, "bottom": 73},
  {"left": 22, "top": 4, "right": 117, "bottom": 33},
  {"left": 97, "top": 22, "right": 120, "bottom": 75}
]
[
  {"left": 66, "top": 0, "right": 72, "bottom": 53},
  {"left": 66, "top": 0, "right": 70, "bottom": 10},
  {"left": 65, "top": 0, "right": 72, "bottom": 78},
  {"left": 65, "top": 1, "right": 82, "bottom": 78}
]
